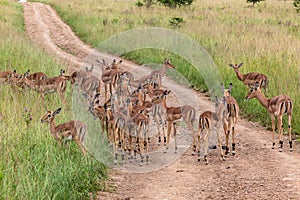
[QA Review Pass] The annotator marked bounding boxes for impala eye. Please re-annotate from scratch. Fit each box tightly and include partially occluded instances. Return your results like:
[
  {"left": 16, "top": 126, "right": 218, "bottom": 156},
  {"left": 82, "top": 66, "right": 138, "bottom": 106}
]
[{"left": 48, "top": 114, "right": 51, "bottom": 118}]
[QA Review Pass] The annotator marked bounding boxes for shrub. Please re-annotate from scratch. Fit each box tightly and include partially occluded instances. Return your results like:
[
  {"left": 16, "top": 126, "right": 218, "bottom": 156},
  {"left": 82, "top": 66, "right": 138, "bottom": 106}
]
[
  {"left": 294, "top": 0, "right": 300, "bottom": 13},
  {"left": 169, "top": 17, "right": 184, "bottom": 27},
  {"left": 157, "top": 0, "right": 193, "bottom": 8},
  {"left": 247, "top": 0, "right": 263, "bottom": 7}
]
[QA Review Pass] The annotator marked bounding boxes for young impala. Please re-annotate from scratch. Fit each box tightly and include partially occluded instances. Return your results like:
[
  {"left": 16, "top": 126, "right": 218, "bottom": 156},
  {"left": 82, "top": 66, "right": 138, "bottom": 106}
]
[
  {"left": 221, "top": 83, "right": 239, "bottom": 156},
  {"left": 198, "top": 97, "right": 226, "bottom": 164},
  {"left": 245, "top": 83, "right": 293, "bottom": 152},
  {"left": 41, "top": 108, "right": 88, "bottom": 155}
]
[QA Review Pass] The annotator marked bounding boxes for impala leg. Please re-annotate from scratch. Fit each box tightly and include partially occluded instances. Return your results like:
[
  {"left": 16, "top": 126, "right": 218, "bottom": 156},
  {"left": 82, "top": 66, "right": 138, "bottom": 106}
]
[
  {"left": 173, "top": 122, "right": 177, "bottom": 153},
  {"left": 197, "top": 128, "right": 202, "bottom": 161},
  {"left": 218, "top": 130, "right": 225, "bottom": 161},
  {"left": 278, "top": 115, "right": 283, "bottom": 152},
  {"left": 165, "top": 121, "right": 172, "bottom": 153},
  {"left": 104, "top": 84, "right": 107, "bottom": 102},
  {"left": 128, "top": 134, "right": 133, "bottom": 162},
  {"left": 186, "top": 122, "right": 197, "bottom": 155},
  {"left": 153, "top": 115, "right": 162, "bottom": 145},
  {"left": 109, "top": 83, "right": 112, "bottom": 99},
  {"left": 288, "top": 114, "right": 293, "bottom": 152},
  {"left": 232, "top": 125, "right": 236, "bottom": 156},
  {"left": 58, "top": 91, "right": 67, "bottom": 109},
  {"left": 203, "top": 130, "right": 209, "bottom": 165},
  {"left": 139, "top": 129, "right": 144, "bottom": 166},
  {"left": 74, "top": 136, "right": 87, "bottom": 155},
  {"left": 271, "top": 114, "right": 276, "bottom": 149},
  {"left": 113, "top": 126, "right": 119, "bottom": 165},
  {"left": 225, "top": 128, "right": 230, "bottom": 156}
]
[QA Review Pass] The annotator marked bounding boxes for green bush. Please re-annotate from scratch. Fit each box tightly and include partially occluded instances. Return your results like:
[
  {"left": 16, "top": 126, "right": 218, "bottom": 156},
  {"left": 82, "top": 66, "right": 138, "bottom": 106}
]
[
  {"left": 169, "top": 17, "right": 184, "bottom": 28},
  {"left": 247, "top": 0, "right": 264, "bottom": 7},
  {"left": 294, "top": 0, "right": 300, "bottom": 13},
  {"left": 157, "top": 0, "right": 193, "bottom": 8}
]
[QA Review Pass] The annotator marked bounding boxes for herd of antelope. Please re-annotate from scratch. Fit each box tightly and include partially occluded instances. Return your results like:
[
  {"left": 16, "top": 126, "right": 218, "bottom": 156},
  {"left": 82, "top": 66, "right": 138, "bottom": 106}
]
[{"left": 0, "top": 59, "right": 294, "bottom": 165}]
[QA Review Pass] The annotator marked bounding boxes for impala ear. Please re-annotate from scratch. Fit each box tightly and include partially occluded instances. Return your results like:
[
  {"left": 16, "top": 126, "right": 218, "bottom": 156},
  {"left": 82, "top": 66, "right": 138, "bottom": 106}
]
[
  {"left": 238, "top": 63, "right": 243, "bottom": 68},
  {"left": 229, "top": 64, "right": 234, "bottom": 68},
  {"left": 222, "top": 96, "right": 226, "bottom": 103},
  {"left": 163, "top": 90, "right": 171, "bottom": 95},
  {"left": 214, "top": 96, "right": 219, "bottom": 102},
  {"left": 254, "top": 81, "right": 259, "bottom": 89},
  {"left": 229, "top": 83, "right": 233, "bottom": 90},
  {"left": 221, "top": 83, "right": 225, "bottom": 91},
  {"left": 53, "top": 108, "right": 62, "bottom": 116}
]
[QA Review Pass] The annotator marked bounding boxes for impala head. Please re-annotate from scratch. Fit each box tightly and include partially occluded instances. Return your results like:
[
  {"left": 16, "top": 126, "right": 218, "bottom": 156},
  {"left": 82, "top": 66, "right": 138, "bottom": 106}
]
[
  {"left": 163, "top": 58, "right": 175, "bottom": 69},
  {"left": 151, "top": 89, "right": 171, "bottom": 103},
  {"left": 85, "top": 65, "right": 94, "bottom": 73},
  {"left": 11, "top": 69, "right": 18, "bottom": 78},
  {"left": 40, "top": 108, "right": 62, "bottom": 123},
  {"left": 221, "top": 82, "right": 233, "bottom": 97},
  {"left": 111, "top": 59, "right": 123, "bottom": 69},
  {"left": 60, "top": 69, "right": 66, "bottom": 76},
  {"left": 245, "top": 82, "right": 260, "bottom": 100},
  {"left": 229, "top": 63, "right": 243, "bottom": 74},
  {"left": 24, "top": 69, "right": 30, "bottom": 77}
]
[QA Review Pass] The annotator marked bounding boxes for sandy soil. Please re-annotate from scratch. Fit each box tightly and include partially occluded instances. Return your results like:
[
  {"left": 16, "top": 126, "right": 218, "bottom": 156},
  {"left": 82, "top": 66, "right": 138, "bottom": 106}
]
[{"left": 22, "top": 2, "right": 300, "bottom": 199}]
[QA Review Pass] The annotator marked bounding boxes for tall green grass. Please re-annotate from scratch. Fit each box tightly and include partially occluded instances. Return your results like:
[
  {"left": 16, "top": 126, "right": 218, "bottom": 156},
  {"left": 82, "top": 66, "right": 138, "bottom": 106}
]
[
  {"left": 0, "top": 1, "right": 108, "bottom": 199},
  {"left": 37, "top": 0, "right": 300, "bottom": 135}
]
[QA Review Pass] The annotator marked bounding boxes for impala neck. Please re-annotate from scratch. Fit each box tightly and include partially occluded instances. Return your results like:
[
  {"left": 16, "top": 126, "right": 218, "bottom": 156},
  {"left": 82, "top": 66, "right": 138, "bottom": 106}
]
[
  {"left": 147, "top": 84, "right": 154, "bottom": 97},
  {"left": 49, "top": 118, "right": 57, "bottom": 137},
  {"left": 161, "top": 97, "right": 168, "bottom": 110},
  {"left": 159, "top": 64, "right": 167, "bottom": 76},
  {"left": 255, "top": 91, "right": 270, "bottom": 110},
  {"left": 235, "top": 70, "right": 244, "bottom": 81}
]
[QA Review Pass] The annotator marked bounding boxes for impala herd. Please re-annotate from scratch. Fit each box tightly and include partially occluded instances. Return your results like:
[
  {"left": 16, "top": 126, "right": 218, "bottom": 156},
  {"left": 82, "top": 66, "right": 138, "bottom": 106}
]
[{"left": 0, "top": 59, "right": 294, "bottom": 165}]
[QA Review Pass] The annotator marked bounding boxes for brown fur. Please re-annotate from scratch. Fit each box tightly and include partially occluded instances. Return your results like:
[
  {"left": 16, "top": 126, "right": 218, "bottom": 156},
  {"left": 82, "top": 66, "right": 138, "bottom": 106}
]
[
  {"left": 41, "top": 108, "right": 87, "bottom": 155},
  {"left": 229, "top": 63, "right": 268, "bottom": 93},
  {"left": 245, "top": 84, "right": 293, "bottom": 151}
]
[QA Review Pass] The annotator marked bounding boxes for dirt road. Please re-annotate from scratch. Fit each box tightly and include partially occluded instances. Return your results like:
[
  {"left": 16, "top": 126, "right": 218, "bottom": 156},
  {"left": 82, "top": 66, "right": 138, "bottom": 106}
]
[{"left": 22, "top": 2, "right": 300, "bottom": 199}]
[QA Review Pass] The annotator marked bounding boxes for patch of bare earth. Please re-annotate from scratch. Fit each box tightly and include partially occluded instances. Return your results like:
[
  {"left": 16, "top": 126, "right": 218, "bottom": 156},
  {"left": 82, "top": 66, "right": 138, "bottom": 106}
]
[{"left": 22, "top": 2, "right": 300, "bottom": 199}]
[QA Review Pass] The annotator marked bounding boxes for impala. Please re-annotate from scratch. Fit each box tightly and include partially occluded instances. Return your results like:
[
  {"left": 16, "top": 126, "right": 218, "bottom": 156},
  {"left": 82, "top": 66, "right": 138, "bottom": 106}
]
[
  {"left": 101, "top": 59, "right": 124, "bottom": 101},
  {"left": 131, "top": 58, "right": 175, "bottom": 89},
  {"left": 27, "top": 71, "right": 47, "bottom": 85},
  {"left": 128, "top": 99, "right": 150, "bottom": 165},
  {"left": 41, "top": 108, "right": 88, "bottom": 155},
  {"left": 17, "top": 70, "right": 68, "bottom": 108},
  {"left": 198, "top": 97, "right": 226, "bottom": 164},
  {"left": 245, "top": 83, "right": 293, "bottom": 152},
  {"left": 153, "top": 90, "right": 197, "bottom": 154},
  {"left": 221, "top": 83, "right": 239, "bottom": 156},
  {"left": 0, "top": 69, "right": 18, "bottom": 84},
  {"left": 229, "top": 63, "right": 268, "bottom": 93}
]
